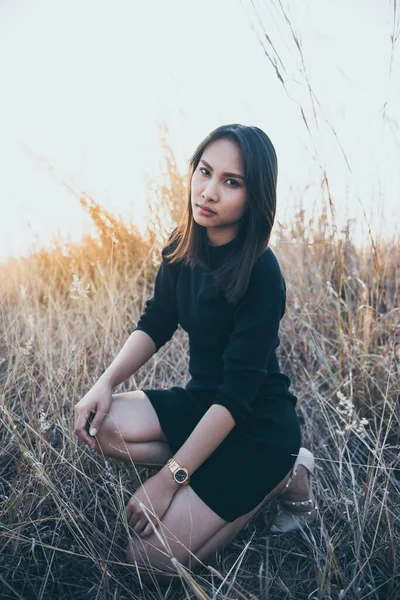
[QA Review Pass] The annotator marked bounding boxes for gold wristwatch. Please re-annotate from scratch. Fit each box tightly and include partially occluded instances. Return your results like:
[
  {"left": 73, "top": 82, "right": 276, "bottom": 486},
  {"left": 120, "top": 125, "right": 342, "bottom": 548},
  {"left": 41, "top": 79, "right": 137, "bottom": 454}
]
[{"left": 167, "top": 457, "right": 191, "bottom": 486}]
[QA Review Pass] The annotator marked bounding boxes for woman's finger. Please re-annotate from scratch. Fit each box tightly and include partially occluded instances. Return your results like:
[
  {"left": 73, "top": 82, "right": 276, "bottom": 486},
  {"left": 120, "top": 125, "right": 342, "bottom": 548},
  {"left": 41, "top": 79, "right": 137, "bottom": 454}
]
[
  {"left": 128, "top": 513, "right": 139, "bottom": 530},
  {"left": 74, "top": 407, "right": 95, "bottom": 447},
  {"left": 126, "top": 502, "right": 137, "bottom": 526},
  {"left": 133, "top": 516, "right": 147, "bottom": 535},
  {"left": 127, "top": 505, "right": 145, "bottom": 533},
  {"left": 141, "top": 522, "right": 154, "bottom": 538},
  {"left": 87, "top": 408, "right": 107, "bottom": 438}
]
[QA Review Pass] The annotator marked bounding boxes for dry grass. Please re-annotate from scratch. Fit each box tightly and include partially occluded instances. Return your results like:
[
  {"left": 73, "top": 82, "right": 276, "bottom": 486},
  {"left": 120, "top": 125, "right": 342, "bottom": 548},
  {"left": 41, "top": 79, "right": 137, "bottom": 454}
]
[
  {"left": 0, "top": 160, "right": 399, "bottom": 599},
  {"left": 2, "top": 0, "right": 399, "bottom": 594},
  {"left": 2, "top": 0, "right": 399, "bottom": 595}
]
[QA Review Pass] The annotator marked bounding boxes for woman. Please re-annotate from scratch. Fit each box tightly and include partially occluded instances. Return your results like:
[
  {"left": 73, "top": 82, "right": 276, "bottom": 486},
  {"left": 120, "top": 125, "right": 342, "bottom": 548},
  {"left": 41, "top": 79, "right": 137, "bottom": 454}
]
[{"left": 73, "top": 124, "right": 317, "bottom": 585}]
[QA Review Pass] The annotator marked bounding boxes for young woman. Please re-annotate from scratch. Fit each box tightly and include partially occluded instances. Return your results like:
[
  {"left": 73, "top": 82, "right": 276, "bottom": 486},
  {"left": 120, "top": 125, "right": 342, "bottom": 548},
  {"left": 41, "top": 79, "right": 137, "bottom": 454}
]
[{"left": 73, "top": 124, "right": 317, "bottom": 585}]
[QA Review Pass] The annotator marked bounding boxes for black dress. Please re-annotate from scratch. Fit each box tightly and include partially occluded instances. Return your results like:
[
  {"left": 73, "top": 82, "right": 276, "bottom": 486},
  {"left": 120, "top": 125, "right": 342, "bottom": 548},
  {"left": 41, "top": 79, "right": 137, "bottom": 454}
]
[{"left": 134, "top": 232, "right": 301, "bottom": 522}]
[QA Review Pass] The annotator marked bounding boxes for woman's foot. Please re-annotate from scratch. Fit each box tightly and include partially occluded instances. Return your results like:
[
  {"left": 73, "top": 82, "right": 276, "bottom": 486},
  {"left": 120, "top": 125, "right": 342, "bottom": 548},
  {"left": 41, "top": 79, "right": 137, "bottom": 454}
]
[{"left": 269, "top": 448, "right": 318, "bottom": 534}]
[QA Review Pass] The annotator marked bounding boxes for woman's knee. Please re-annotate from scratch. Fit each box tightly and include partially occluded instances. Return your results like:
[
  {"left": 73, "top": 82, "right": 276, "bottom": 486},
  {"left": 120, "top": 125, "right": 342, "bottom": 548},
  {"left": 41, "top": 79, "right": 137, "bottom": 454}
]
[
  {"left": 95, "top": 390, "right": 166, "bottom": 445},
  {"left": 89, "top": 391, "right": 136, "bottom": 448}
]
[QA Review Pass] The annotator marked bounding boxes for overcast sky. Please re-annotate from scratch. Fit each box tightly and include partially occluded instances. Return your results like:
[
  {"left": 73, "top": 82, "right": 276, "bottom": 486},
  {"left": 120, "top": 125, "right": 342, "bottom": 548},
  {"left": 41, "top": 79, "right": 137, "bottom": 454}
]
[{"left": 0, "top": 0, "right": 399, "bottom": 261}]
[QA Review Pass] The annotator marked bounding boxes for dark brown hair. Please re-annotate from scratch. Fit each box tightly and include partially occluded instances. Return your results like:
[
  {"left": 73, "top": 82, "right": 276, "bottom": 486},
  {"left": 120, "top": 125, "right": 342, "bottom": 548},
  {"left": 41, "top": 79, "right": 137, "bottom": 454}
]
[{"left": 163, "top": 123, "right": 278, "bottom": 305}]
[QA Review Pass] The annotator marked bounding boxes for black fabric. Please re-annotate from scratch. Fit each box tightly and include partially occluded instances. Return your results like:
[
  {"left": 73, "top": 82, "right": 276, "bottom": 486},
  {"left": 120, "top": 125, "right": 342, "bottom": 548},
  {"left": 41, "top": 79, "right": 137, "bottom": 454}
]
[{"left": 134, "top": 233, "right": 301, "bottom": 522}]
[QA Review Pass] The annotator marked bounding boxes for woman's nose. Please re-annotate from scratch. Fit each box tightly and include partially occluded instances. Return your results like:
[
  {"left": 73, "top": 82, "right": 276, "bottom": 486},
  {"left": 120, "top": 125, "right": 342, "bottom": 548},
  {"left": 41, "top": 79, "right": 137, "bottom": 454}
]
[{"left": 202, "top": 180, "right": 218, "bottom": 200}]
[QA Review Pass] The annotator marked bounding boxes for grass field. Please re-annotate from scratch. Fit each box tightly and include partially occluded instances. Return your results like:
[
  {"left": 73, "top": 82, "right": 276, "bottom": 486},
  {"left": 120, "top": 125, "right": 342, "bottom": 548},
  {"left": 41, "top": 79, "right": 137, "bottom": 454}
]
[{"left": 0, "top": 183, "right": 399, "bottom": 599}]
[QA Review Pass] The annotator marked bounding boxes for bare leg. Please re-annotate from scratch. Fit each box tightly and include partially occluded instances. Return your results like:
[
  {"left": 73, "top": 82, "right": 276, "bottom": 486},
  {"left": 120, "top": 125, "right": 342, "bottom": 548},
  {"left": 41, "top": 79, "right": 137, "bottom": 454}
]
[
  {"left": 90, "top": 392, "right": 304, "bottom": 582},
  {"left": 92, "top": 391, "right": 174, "bottom": 466},
  {"left": 127, "top": 468, "right": 294, "bottom": 584},
  {"left": 93, "top": 437, "right": 173, "bottom": 467}
]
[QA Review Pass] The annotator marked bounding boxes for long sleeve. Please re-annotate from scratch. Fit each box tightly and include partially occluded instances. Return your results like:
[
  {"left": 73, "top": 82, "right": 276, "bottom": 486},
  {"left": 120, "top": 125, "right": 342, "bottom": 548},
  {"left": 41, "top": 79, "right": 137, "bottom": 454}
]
[
  {"left": 210, "top": 257, "right": 286, "bottom": 425},
  {"left": 134, "top": 248, "right": 180, "bottom": 352}
]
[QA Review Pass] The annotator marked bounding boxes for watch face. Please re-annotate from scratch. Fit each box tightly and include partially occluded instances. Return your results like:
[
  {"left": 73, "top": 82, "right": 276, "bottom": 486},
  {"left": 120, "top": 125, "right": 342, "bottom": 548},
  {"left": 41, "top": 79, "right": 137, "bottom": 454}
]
[{"left": 175, "top": 468, "right": 188, "bottom": 483}]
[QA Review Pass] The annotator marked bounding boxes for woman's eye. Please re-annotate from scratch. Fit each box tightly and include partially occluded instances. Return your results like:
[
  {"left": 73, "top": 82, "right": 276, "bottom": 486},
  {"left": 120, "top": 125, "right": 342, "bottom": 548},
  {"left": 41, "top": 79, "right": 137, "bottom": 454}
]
[{"left": 199, "top": 168, "right": 239, "bottom": 187}]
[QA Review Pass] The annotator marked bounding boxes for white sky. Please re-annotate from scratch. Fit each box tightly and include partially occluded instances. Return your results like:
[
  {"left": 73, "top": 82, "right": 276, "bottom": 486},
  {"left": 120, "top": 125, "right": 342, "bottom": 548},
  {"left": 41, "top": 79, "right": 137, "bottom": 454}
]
[{"left": 0, "top": 0, "right": 399, "bottom": 262}]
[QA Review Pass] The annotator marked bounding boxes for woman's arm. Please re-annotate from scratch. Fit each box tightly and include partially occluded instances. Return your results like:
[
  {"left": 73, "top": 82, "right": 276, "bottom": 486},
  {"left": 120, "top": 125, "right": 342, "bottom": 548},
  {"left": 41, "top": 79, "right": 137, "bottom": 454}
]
[
  {"left": 133, "top": 234, "right": 180, "bottom": 351},
  {"left": 210, "top": 257, "right": 286, "bottom": 425},
  {"left": 102, "top": 232, "right": 181, "bottom": 388},
  {"left": 74, "top": 330, "right": 157, "bottom": 445},
  {"left": 157, "top": 403, "right": 236, "bottom": 489},
  {"left": 126, "top": 403, "right": 235, "bottom": 536},
  {"left": 99, "top": 329, "right": 156, "bottom": 388}
]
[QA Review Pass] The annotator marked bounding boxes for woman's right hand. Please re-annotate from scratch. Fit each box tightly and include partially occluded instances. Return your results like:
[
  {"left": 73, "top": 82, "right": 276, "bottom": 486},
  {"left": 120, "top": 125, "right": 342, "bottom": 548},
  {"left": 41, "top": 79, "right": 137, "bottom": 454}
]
[{"left": 73, "top": 377, "right": 113, "bottom": 448}]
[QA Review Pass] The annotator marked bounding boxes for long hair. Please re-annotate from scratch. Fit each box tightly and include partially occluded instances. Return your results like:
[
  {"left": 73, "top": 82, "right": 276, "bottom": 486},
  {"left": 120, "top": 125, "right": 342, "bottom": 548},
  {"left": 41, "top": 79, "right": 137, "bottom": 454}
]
[{"left": 163, "top": 123, "right": 278, "bottom": 305}]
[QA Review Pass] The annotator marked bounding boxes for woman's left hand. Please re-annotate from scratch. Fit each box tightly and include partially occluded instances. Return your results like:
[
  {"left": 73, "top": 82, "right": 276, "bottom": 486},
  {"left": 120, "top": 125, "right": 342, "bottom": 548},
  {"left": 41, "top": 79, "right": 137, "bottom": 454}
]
[{"left": 126, "top": 472, "right": 178, "bottom": 538}]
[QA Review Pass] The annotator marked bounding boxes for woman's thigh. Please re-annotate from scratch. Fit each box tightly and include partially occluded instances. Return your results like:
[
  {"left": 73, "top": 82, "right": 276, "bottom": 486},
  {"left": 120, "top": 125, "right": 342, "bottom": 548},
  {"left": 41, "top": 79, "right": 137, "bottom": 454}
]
[{"left": 95, "top": 390, "right": 169, "bottom": 446}]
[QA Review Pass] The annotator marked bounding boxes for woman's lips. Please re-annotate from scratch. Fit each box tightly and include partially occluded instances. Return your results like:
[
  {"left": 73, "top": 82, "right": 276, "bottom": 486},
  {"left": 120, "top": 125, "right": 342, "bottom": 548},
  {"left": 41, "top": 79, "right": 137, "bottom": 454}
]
[{"left": 197, "top": 204, "right": 216, "bottom": 214}]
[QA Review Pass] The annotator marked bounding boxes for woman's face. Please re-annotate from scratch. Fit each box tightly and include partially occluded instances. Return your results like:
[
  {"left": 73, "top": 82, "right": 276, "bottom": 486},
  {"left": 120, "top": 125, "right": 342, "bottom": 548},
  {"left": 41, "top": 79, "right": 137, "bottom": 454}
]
[{"left": 191, "top": 138, "right": 247, "bottom": 245}]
